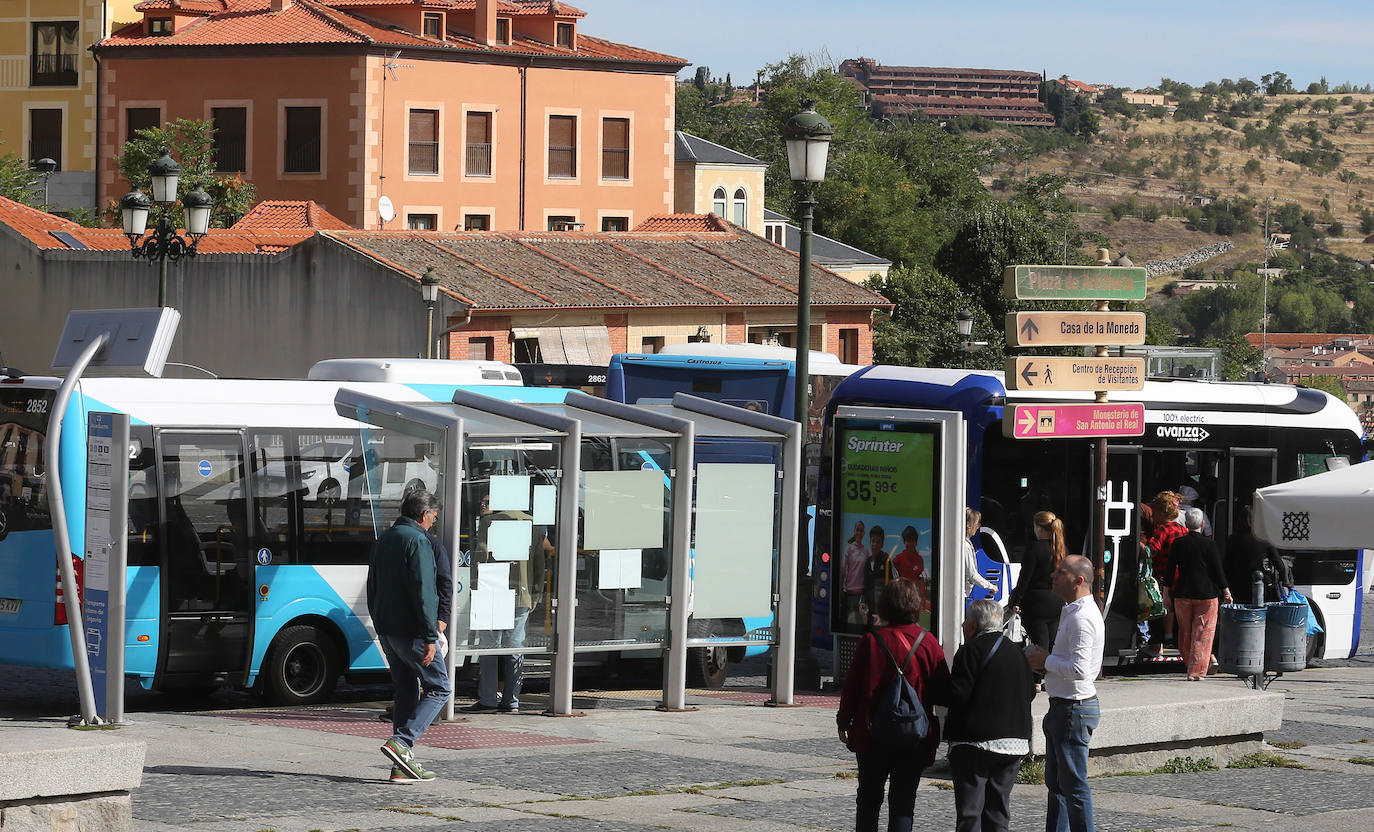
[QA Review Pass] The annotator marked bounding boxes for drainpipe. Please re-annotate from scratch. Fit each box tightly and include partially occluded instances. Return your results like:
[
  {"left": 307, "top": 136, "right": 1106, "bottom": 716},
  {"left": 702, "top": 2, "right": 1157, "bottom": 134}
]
[
  {"left": 91, "top": 39, "right": 102, "bottom": 215},
  {"left": 519, "top": 61, "right": 528, "bottom": 231}
]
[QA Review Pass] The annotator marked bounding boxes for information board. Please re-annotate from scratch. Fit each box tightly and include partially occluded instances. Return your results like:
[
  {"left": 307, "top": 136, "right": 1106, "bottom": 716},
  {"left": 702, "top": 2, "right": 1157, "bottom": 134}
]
[
  {"left": 83, "top": 414, "right": 116, "bottom": 715},
  {"left": 834, "top": 422, "right": 939, "bottom": 630}
]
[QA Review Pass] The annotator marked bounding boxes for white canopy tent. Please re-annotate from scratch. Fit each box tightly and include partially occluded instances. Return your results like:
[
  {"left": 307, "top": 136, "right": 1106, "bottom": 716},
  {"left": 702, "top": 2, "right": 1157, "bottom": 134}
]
[{"left": 1253, "top": 460, "right": 1374, "bottom": 551}]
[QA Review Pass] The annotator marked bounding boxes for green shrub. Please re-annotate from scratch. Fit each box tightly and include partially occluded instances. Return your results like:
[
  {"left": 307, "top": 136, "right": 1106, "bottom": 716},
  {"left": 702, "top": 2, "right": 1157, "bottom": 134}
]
[
  {"left": 1228, "top": 751, "right": 1305, "bottom": 769},
  {"left": 1152, "top": 756, "right": 1219, "bottom": 774},
  {"left": 1017, "top": 757, "right": 1045, "bottom": 784}
]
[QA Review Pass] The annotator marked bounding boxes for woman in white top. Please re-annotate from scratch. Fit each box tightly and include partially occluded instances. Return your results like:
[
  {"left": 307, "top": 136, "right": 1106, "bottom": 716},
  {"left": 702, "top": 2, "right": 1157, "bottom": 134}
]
[{"left": 964, "top": 508, "right": 997, "bottom": 598}]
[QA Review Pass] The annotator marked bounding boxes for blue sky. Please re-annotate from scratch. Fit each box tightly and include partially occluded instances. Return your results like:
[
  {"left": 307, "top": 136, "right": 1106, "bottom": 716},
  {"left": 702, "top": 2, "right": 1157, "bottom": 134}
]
[{"left": 578, "top": 0, "right": 1373, "bottom": 90}]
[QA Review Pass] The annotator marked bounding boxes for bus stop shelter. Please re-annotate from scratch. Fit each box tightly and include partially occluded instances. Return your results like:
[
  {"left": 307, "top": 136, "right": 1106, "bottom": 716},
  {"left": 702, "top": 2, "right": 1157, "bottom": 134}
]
[{"left": 334, "top": 387, "right": 798, "bottom": 716}]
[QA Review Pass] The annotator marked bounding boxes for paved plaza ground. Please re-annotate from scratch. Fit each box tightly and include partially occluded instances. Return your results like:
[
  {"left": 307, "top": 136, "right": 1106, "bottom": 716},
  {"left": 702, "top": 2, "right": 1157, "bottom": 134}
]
[{"left": 4, "top": 594, "right": 1374, "bottom": 831}]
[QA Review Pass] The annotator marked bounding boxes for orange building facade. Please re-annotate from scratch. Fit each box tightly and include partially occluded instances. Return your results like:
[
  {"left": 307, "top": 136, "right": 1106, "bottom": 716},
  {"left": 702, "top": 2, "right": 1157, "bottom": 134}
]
[{"left": 95, "top": 0, "right": 685, "bottom": 231}]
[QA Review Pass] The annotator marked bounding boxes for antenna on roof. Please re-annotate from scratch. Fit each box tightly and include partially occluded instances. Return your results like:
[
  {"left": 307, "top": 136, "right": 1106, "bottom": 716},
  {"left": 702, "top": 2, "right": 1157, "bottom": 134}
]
[{"left": 377, "top": 51, "right": 414, "bottom": 229}]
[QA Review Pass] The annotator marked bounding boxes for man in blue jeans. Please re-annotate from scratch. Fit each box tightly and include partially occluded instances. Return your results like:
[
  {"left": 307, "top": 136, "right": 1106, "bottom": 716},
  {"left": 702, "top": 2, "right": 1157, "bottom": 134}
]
[
  {"left": 1028, "top": 555, "right": 1104, "bottom": 832},
  {"left": 367, "top": 489, "right": 451, "bottom": 783}
]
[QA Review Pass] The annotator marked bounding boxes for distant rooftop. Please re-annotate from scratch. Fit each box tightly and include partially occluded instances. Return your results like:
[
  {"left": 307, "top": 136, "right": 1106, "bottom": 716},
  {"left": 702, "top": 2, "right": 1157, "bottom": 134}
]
[
  {"left": 674, "top": 132, "right": 766, "bottom": 167},
  {"left": 764, "top": 209, "right": 891, "bottom": 267}
]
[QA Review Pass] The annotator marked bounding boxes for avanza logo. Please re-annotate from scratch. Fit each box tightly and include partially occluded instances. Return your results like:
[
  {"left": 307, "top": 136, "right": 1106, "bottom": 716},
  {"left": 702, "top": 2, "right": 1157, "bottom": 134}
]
[{"left": 1155, "top": 425, "right": 1211, "bottom": 442}]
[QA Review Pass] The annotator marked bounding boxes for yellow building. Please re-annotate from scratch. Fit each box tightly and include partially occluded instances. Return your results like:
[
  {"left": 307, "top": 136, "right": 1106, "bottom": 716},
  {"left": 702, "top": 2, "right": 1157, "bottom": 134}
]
[{"left": 0, "top": 0, "right": 138, "bottom": 211}]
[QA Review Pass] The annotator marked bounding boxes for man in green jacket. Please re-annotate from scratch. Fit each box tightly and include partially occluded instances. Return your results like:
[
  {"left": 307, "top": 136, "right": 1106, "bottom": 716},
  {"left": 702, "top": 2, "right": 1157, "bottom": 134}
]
[{"left": 368, "top": 488, "right": 451, "bottom": 783}]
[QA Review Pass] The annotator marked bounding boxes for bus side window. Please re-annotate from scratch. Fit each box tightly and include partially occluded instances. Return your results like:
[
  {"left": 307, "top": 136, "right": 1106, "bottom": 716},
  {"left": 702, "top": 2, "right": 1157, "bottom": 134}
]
[
  {"left": 251, "top": 433, "right": 296, "bottom": 565},
  {"left": 297, "top": 432, "right": 376, "bottom": 566}
]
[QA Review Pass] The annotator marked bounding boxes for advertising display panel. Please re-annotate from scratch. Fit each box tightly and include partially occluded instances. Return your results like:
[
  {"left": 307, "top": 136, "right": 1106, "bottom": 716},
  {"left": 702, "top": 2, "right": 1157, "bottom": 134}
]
[{"left": 833, "top": 419, "right": 941, "bottom": 632}]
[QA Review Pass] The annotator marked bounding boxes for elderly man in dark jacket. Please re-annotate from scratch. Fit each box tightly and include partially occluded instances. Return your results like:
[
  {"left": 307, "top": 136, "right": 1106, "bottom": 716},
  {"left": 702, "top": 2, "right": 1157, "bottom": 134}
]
[
  {"left": 368, "top": 488, "right": 452, "bottom": 783},
  {"left": 946, "top": 599, "right": 1036, "bottom": 832}
]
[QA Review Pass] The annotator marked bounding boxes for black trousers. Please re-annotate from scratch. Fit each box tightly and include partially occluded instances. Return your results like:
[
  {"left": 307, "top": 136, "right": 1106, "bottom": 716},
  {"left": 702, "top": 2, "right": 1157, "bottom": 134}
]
[
  {"left": 855, "top": 746, "right": 925, "bottom": 832},
  {"left": 950, "top": 744, "right": 1023, "bottom": 832}
]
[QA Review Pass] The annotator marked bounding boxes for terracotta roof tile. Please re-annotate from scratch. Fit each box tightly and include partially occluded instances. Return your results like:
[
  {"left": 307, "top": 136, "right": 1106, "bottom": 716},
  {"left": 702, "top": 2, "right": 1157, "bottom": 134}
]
[
  {"left": 0, "top": 197, "right": 84, "bottom": 248},
  {"left": 101, "top": 0, "right": 682, "bottom": 64},
  {"left": 632, "top": 214, "right": 731, "bottom": 233},
  {"left": 134, "top": 0, "right": 227, "bottom": 12},
  {"left": 327, "top": 223, "right": 889, "bottom": 311},
  {"left": 232, "top": 200, "right": 352, "bottom": 230}
]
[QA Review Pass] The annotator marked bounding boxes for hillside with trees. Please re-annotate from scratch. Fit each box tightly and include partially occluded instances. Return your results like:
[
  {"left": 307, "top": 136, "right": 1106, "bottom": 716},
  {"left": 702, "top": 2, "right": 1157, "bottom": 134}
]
[{"left": 677, "top": 59, "right": 1374, "bottom": 380}]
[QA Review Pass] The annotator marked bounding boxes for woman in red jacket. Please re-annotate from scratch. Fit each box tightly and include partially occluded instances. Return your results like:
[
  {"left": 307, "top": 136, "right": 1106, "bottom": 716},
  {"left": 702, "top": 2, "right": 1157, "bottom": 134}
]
[{"left": 837, "top": 579, "right": 951, "bottom": 832}]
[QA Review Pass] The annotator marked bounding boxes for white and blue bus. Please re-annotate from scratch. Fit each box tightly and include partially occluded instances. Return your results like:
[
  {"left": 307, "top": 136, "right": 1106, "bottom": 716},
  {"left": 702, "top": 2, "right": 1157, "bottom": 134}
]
[
  {"left": 0, "top": 360, "right": 584, "bottom": 703},
  {"left": 813, "top": 367, "right": 1366, "bottom": 667}
]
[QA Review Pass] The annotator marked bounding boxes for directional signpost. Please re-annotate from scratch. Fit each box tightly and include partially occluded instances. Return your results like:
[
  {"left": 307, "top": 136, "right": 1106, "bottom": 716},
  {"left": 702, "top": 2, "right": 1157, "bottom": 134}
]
[
  {"left": 1006, "top": 311, "right": 1147, "bottom": 348},
  {"left": 1005, "top": 356, "right": 1146, "bottom": 391},
  {"left": 1003, "top": 255, "right": 1148, "bottom": 605}
]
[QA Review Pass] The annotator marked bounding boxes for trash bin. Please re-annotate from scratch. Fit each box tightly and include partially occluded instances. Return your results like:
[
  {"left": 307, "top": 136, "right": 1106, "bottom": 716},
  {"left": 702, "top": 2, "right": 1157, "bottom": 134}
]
[
  {"left": 1264, "top": 602, "right": 1307, "bottom": 672},
  {"left": 1217, "top": 604, "right": 1266, "bottom": 675}
]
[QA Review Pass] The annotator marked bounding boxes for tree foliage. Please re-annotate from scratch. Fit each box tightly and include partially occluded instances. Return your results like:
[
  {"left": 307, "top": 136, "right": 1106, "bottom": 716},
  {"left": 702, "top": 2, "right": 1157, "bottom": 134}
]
[
  {"left": 113, "top": 118, "right": 255, "bottom": 228},
  {"left": 867, "top": 266, "right": 1001, "bottom": 369}
]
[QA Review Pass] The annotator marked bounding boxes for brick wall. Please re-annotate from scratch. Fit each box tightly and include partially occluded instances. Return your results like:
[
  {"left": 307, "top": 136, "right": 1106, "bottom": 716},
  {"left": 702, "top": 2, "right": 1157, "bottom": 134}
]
[
  {"left": 823, "top": 308, "right": 874, "bottom": 364},
  {"left": 604, "top": 313, "right": 628, "bottom": 353},
  {"left": 725, "top": 311, "right": 746, "bottom": 344},
  {"left": 453, "top": 314, "right": 511, "bottom": 360}
]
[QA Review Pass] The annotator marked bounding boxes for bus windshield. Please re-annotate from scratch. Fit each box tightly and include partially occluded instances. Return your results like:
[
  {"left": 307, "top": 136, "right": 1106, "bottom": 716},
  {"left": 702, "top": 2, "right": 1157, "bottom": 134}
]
[{"left": 0, "top": 387, "right": 53, "bottom": 533}]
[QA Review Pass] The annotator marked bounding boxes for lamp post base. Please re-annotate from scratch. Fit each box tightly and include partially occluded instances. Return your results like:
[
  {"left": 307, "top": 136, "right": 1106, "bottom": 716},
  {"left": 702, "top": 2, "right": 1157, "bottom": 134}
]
[{"left": 792, "top": 575, "right": 822, "bottom": 691}]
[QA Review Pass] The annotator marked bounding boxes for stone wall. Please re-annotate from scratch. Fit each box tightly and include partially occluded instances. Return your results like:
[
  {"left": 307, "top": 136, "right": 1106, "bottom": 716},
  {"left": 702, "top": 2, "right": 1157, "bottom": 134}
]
[{"left": 1145, "top": 240, "right": 1235, "bottom": 277}]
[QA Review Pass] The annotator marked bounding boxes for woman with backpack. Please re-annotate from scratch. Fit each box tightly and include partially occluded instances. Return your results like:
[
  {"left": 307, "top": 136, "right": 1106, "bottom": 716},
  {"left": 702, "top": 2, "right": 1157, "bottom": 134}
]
[{"left": 837, "top": 579, "right": 951, "bottom": 832}]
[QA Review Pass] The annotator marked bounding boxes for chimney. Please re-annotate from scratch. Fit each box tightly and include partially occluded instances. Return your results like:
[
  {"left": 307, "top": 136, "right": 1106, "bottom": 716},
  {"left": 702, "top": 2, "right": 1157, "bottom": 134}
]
[
  {"left": 476, "top": 0, "right": 497, "bottom": 46},
  {"left": 270, "top": 0, "right": 293, "bottom": 11}
]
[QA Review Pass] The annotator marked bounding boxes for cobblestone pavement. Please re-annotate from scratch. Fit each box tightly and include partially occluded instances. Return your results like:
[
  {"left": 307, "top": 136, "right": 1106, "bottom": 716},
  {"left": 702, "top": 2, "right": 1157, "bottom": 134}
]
[{"left": 4, "top": 594, "right": 1373, "bottom": 831}]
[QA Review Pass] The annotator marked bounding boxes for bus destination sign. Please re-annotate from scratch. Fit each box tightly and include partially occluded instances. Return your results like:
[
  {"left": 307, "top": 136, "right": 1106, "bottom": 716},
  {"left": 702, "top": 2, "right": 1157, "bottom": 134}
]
[
  {"left": 1003, "top": 265, "right": 1148, "bottom": 301},
  {"left": 1005, "top": 312, "right": 1147, "bottom": 348},
  {"left": 1004, "top": 357, "right": 1146, "bottom": 392}
]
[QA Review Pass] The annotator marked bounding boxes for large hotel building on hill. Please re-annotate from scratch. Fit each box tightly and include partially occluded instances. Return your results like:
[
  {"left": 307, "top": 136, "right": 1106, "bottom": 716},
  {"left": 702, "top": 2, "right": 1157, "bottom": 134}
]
[{"left": 839, "top": 58, "right": 1054, "bottom": 127}]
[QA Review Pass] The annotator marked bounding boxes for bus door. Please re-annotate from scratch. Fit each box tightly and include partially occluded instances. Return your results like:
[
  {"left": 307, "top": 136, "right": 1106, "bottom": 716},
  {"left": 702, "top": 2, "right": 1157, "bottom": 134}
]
[
  {"left": 1105, "top": 444, "right": 1143, "bottom": 660},
  {"left": 1224, "top": 449, "right": 1277, "bottom": 541},
  {"left": 155, "top": 431, "right": 255, "bottom": 687}
]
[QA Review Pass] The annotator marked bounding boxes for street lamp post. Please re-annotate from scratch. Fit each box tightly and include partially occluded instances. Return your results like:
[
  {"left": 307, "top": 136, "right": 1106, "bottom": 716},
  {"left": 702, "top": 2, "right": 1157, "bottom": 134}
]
[
  {"left": 120, "top": 148, "right": 214, "bottom": 307},
  {"left": 34, "top": 157, "right": 56, "bottom": 206},
  {"left": 782, "top": 99, "right": 833, "bottom": 689},
  {"left": 421, "top": 267, "right": 440, "bottom": 359}
]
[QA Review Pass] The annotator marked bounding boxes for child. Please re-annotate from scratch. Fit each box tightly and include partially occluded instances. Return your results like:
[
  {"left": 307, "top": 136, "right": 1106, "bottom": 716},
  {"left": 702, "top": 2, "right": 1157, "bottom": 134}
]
[{"left": 841, "top": 521, "right": 869, "bottom": 626}]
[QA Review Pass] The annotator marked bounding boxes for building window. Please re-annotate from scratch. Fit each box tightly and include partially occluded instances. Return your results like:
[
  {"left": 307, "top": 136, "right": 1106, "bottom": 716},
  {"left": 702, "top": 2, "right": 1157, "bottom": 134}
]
[
  {"left": 468, "top": 337, "right": 494, "bottom": 360},
  {"left": 711, "top": 187, "right": 726, "bottom": 216},
  {"left": 211, "top": 107, "right": 247, "bottom": 173},
  {"left": 407, "top": 213, "right": 437, "bottom": 230},
  {"left": 465, "top": 111, "right": 492, "bottom": 176},
  {"left": 556, "top": 22, "right": 574, "bottom": 48},
  {"left": 147, "top": 17, "right": 172, "bottom": 36},
  {"left": 29, "top": 109, "right": 62, "bottom": 168},
  {"left": 422, "top": 12, "right": 443, "bottom": 39},
  {"left": 546, "top": 116, "right": 574, "bottom": 179},
  {"left": 601, "top": 216, "right": 628, "bottom": 232},
  {"left": 765, "top": 223, "right": 785, "bottom": 245},
  {"left": 408, "top": 109, "right": 439, "bottom": 175},
  {"left": 839, "top": 328, "right": 859, "bottom": 364},
  {"left": 464, "top": 214, "right": 490, "bottom": 231},
  {"left": 125, "top": 107, "right": 160, "bottom": 143},
  {"left": 283, "top": 106, "right": 321, "bottom": 173},
  {"left": 548, "top": 115, "right": 576, "bottom": 178},
  {"left": 496, "top": 18, "right": 511, "bottom": 44},
  {"left": 641, "top": 336, "right": 664, "bottom": 354},
  {"left": 31, "top": 22, "right": 78, "bottom": 86},
  {"left": 547, "top": 215, "right": 579, "bottom": 231},
  {"left": 732, "top": 188, "right": 747, "bottom": 226},
  {"left": 601, "top": 117, "right": 628, "bottom": 180},
  {"left": 513, "top": 337, "right": 541, "bottom": 362}
]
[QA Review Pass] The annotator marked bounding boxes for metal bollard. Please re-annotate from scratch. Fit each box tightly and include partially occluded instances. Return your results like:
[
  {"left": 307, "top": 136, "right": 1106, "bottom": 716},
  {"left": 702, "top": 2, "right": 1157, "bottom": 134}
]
[{"left": 1251, "top": 569, "right": 1265, "bottom": 607}]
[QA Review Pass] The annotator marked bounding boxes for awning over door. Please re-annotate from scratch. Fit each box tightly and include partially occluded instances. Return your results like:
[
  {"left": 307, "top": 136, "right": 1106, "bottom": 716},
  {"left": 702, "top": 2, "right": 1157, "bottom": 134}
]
[{"left": 511, "top": 325, "right": 613, "bottom": 365}]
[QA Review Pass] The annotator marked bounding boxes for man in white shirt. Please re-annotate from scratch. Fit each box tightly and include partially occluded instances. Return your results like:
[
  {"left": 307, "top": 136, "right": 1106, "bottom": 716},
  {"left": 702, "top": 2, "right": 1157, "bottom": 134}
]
[{"left": 1027, "top": 555, "right": 1104, "bottom": 832}]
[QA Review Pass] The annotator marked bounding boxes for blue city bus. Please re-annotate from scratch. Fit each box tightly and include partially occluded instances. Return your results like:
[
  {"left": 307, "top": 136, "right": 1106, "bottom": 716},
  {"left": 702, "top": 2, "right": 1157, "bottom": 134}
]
[
  {"left": 0, "top": 360, "right": 577, "bottom": 703},
  {"left": 813, "top": 366, "right": 1366, "bottom": 666}
]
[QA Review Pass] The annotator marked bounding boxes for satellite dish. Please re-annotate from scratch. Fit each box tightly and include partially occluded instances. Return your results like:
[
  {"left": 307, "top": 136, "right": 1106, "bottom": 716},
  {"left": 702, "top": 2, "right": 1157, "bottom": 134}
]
[{"left": 378, "top": 195, "right": 395, "bottom": 224}]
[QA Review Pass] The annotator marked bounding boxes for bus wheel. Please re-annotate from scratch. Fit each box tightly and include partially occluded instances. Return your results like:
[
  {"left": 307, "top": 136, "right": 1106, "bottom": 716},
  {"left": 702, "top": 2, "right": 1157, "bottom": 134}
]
[
  {"left": 263, "top": 624, "right": 339, "bottom": 705},
  {"left": 686, "top": 621, "right": 729, "bottom": 689}
]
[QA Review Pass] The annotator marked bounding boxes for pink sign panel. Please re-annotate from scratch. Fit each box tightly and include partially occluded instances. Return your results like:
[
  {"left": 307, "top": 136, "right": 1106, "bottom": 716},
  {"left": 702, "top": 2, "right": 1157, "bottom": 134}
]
[{"left": 1005, "top": 402, "right": 1146, "bottom": 440}]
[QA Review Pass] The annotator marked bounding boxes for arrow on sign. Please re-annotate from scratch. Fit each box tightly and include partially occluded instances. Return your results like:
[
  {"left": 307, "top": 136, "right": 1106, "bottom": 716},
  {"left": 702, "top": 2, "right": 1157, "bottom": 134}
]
[
  {"left": 1020, "top": 363, "right": 1038, "bottom": 386},
  {"left": 1018, "top": 409, "right": 1037, "bottom": 435},
  {"left": 1019, "top": 318, "right": 1040, "bottom": 342}
]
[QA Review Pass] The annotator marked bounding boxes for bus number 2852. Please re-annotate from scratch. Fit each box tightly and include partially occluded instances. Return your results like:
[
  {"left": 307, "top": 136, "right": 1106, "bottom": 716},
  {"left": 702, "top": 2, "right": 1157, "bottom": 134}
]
[{"left": 25, "top": 399, "right": 48, "bottom": 415}]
